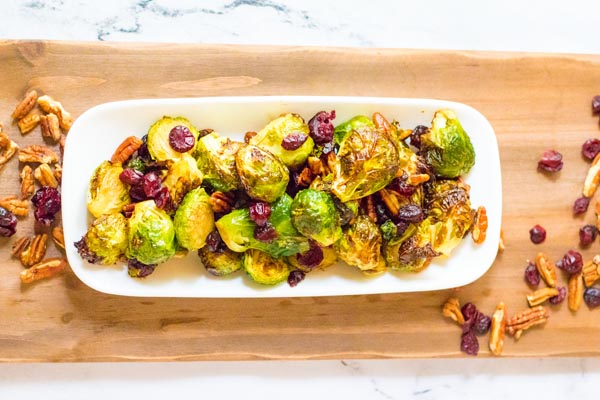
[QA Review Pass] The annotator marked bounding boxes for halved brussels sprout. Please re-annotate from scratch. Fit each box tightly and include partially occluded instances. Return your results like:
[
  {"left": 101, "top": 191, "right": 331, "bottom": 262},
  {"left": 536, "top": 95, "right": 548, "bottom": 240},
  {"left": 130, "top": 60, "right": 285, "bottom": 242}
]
[
  {"left": 126, "top": 200, "right": 176, "bottom": 265},
  {"left": 287, "top": 245, "right": 338, "bottom": 273},
  {"left": 335, "top": 215, "right": 384, "bottom": 271},
  {"left": 198, "top": 246, "right": 243, "bottom": 276},
  {"left": 334, "top": 115, "right": 374, "bottom": 144},
  {"left": 147, "top": 116, "right": 200, "bottom": 161},
  {"left": 174, "top": 187, "right": 214, "bottom": 251},
  {"left": 235, "top": 144, "right": 289, "bottom": 202},
  {"left": 76, "top": 213, "right": 128, "bottom": 265},
  {"left": 87, "top": 160, "right": 130, "bottom": 218},
  {"left": 420, "top": 109, "right": 475, "bottom": 178},
  {"left": 243, "top": 249, "right": 290, "bottom": 285},
  {"left": 195, "top": 132, "right": 243, "bottom": 192},
  {"left": 162, "top": 155, "right": 203, "bottom": 207},
  {"left": 291, "top": 189, "right": 342, "bottom": 247},
  {"left": 249, "top": 113, "right": 314, "bottom": 169}
]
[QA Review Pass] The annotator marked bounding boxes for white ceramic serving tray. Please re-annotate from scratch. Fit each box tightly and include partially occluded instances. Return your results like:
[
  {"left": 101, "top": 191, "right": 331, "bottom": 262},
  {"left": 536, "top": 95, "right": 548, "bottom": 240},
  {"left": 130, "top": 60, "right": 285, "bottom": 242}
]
[{"left": 62, "top": 96, "right": 502, "bottom": 298}]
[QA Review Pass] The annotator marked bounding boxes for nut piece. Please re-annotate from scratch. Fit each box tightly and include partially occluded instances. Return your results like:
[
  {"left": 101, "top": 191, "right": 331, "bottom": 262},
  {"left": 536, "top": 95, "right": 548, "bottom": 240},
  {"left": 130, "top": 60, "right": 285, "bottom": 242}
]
[
  {"left": 506, "top": 305, "right": 549, "bottom": 339},
  {"left": 535, "top": 252, "right": 557, "bottom": 288},
  {"left": 12, "top": 90, "right": 38, "bottom": 120},
  {"left": 0, "top": 196, "right": 29, "bottom": 217},
  {"left": 20, "top": 165, "right": 34, "bottom": 199},
  {"left": 406, "top": 173, "right": 430, "bottom": 186},
  {"left": 296, "top": 167, "right": 314, "bottom": 187},
  {"left": 0, "top": 132, "right": 19, "bottom": 167},
  {"left": 471, "top": 206, "right": 488, "bottom": 244},
  {"left": 526, "top": 287, "right": 560, "bottom": 307},
  {"left": 244, "top": 131, "right": 257, "bottom": 143},
  {"left": 498, "top": 229, "right": 505, "bottom": 252},
  {"left": 17, "top": 111, "right": 41, "bottom": 134},
  {"left": 37, "top": 95, "right": 73, "bottom": 131},
  {"left": 379, "top": 188, "right": 401, "bottom": 216},
  {"left": 209, "top": 191, "right": 234, "bottom": 214},
  {"left": 568, "top": 271, "right": 584, "bottom": 312},
  {"left": 19, "top": 233, "right": 48, "bottom": 267},
  {"left": 40, "top": 113, "right": 61, "bottom": 142},
  {"left": 53, "top": 164, "right": 62, "bottom": 183},
  {"left": 365, "top": 195, "right": 377, "bottom": 223},
  {"left": 307, "top": 156, "right": 325, "bottom": 176},
  {"left": 34, "top": 163, "right": 58, "bottom": 188},
  {"left": 442, "top": 297, "right": 465, "bottom": 325},
  {"left": 20, "top": 257, "right": 68, "bottom": 283},
  {"left": 18, "top": 145, "right": 59, "bottom": 164},
  {"left": 51, "top": 227, "right": 65, "bottom": 250},
  {"left": 583, "top": 256, "right": 600, "bottom": 287},
  {"left": 583, "top": 153, "right": 600, "bottom": 198},
  {"left": 111, "top": 136, "right": 143, "bottom": 164},
  {"left": 11, "top": 237, "right": 31, "bottom": 258},
  {"left": 488, "top": 302, "right": 507, "bottom": 356}
]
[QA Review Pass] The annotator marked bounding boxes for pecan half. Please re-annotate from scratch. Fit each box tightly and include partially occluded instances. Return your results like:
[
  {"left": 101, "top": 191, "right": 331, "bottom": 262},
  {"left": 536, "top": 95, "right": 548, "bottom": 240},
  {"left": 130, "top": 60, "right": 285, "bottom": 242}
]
[
  {"left": 583, "top": 257, "right": 600, "bottom": 287},
  {"left": 53, "top": 164, "right": 62, "bottom": 183},
  {"left": 471, "top": 206, "right": 488, "bottom": 244},
  {"left": 18, "top": 145, "right": 59, "bottom": 164},
  {"left": 442, "top": 297, "right": 465, "bottom": 325},
  {"left": 296, "top": 167, "right": 314, "bottom": 187},
  {"left": 365, "top": 195, "right": 377, "bottom": 223},
  {"left": 244, "top": 131, "right": 257, "bottom": 143},
  {"left": 37, "top": 95, "right": 73, "bottom": 131},
  {"left": 498, "top": 229, "right": 505, "bottom": 252},
  {"left": 583, "top": 153, "right": 600, "bottom": 198},
  {"left": 20, "top": 165, "right": 34, "bottom": 199},
  {"left": 406, "top": 173, "right": 430, "bottom": 186},
  {"left": 34, "top": 163, "right": 58, "bottom": 188},
  {"left": 0, "top": 132, "right": 19, "bottom": 167},
  {"left": 11, "top": 237, "right": 31, "bottom": 258},
  {"left": 0, "top": 196, "right": 29, "bottom": 217},
  {"left": 210, "top": 191, "right": 234, "bottom": 214},
  {"left": 12, "top": 90, "right": 38, "bottom": 120},
  {"left": 379, "top": 188, "right": 400, "bottom": 216},
  {"left": 20, "top": 257, "right": 68, "bottom": 283},
  {"left": 526, "top": 287, "right": 560, "bottom": 307},
  {"left": 111, "top": 136, "right": 143, "bottom": 164},
  {"left": 51, "top": 227, "right": 65, "bottom": 250},
  {"left": 40, "top": 113, "right": 61, "bottom": 142},
  {"left": 17, "top": 111, "right": 41, "bottom": 134},
  {"left": 506, "top": 305, "right": 549, "bottom": 339},
  {"left": 568, "top": 271, "right": 583, "bottom": 312},
  {"left": 489, "top": 302, "right": 506, "bottom": 356},
  {"left": 19, "top": 233, "right": 48, "bottom": 267},
  {"left": 535, "top": 252, "right": 557, "bottom": 288}
]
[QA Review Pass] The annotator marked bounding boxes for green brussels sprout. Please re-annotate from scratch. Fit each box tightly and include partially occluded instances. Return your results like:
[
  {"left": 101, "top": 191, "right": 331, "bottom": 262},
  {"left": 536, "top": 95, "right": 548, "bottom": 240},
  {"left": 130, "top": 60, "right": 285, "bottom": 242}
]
[
  {"left": 215, "top": 193, "right": 310, "bottom": 258},
  {"left": 290, "top": 189, "right": 342, "bottom": 246},
  {"left": 287, "top": 245, "right": 338, "bottom": 273},
  {"left": 79, "top": 213, "right": 128, "bottom": 265},
  {"left": 385, "top": 220, "right": 439, "bottom": 272},
  {"left": 334, "top": 115, "right": 374, "bottom": 144},
  {"left": 87, "top": 160, "right": 130, "bottom": 218},
  {"left": 195, "top": 132, "right": 243, "bottom": 192},
  {"left": 335, "top": 215, "right": 384, "bottom": 271},
  {"left": 126, "top": 200, "right": 176, "bottom": 265},
  {"left": 243, "top": 249, "right": 290, "bottom": 285},
  {"left": 174, "top": 187, "right": 214, "bottom": 251},
  {"left": 162, "top": 155, "right": 202, "bottom": 207},
  {"left": 147, "top": 116, "right": 200, "bottom": 161},
  {"left": 420, "top": 109, "right": 475, "bottom": 178},
  {"left": 198, "top": 246, "right": 242, "bottom": 276},
  {"left": 330, "top": 122, "right": 400, "bottom": 202},
  {"left": 235, "top": 144, "right": 289, "bottom": 203},
  {"left": 249, "top": 113, "right": 314, "bottom": 168}
]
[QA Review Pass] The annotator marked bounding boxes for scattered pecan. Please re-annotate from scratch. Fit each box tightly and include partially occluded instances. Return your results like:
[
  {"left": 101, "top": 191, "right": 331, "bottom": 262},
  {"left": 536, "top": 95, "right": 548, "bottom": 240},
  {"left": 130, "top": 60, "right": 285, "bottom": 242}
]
[
  {"left": 471, "top": 206, "right": 488, "bottom": 244},
  {"left": 210, "top": 191, "right": 234, "bottom": 214},
  {"left": 20, "top": 257, "right": 68, "bottom": 283},
  {"left": 535, "top": 252, "right": 557, "bottom": 288},
  {"left": 244, "top": 131, "right": 257, "bottom": 143},
  {"left": 379, "top": 188, "right": 400, "bottom": 216},
  {"left": 296, "top": 167, "right": 313, "bottom": 187},
  {"left": 37, "top": 95, "right": 73, "bottom": 131},
  {"left": 0, "top": 132, "right": 19, "bottom": 167},
  {"left": 498, "top": 229, "right": 505, "bottom": 252},
  {"left": 11, "top": 237, "right": 31, "bottom": 258},
  {"left": 17, "top": 110, "right": 41, "bottom": 134},
  {"left": 583, "top": 153, "right": 600, "bottom": 197},
  {"left": 442, "top": 297, "right": 465, "bottom": 325},
  {"left": 20, "top": 165, "right": 34, "bottom": 199},
  {"left": 58, "top": 134, "right": 66, "bottom": 160},
  {"left": 583, "top": 256, "right": 600, "bottom": 287},
  {"left": 53, "top": 164, "right": 62, "bottom": 183},
  {"left": 19, "top": 233, "right": 48, "bottom": 267},
  {"left": 18, "top": 145, "right": 59, "bottom": 164},
  {"left": 527, "top": 287, "right": 560, "bottom": 307},
  {"left": 0, "top": 196, "right": 29, "bottom": 217},
  {"left": 488, "top": 302, "right": 506, "bottom": 356},
  {"left": 51, "top": 226, "right": 65, "bottom": 250},
  {"left": 506, "top": 305, "right": 549, "bottom": 339},
  {"left": 12, "top": 90, "right": 38, "bottom": 120},
  {"left": 111, "top": 136, "right": 143, "bottom": 164},
  {"left": 34, "top": 163, "right": 58, "bottom": 188},
  {"left": 406, "top": 173, "right": 430, "bottom": 186},
  {"left": 40, "top": 113, "right": 61, "bottom": 142},
  {"left": 568, "top": 271, "right": 584, "bottom": 312}
]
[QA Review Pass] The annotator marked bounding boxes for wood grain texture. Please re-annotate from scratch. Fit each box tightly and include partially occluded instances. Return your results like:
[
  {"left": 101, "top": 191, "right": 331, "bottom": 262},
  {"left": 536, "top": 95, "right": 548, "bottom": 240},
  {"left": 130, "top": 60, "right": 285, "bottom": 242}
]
[{"left": 1, "top": 40, "right": 600, "bottom": 362}]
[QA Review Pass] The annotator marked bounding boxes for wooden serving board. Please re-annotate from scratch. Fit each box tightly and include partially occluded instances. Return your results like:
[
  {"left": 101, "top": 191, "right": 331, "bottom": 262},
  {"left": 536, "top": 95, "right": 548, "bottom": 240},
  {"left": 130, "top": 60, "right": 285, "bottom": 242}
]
[{"left": 1, "top": 40, "right": 600, "bottom": 361}]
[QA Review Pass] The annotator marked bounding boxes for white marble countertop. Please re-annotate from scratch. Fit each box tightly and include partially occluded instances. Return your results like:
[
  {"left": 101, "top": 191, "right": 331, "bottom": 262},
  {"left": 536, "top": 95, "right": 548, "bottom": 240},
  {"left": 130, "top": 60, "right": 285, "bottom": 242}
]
[{"left": 2, "top": 0, "right": 600, "bottom": 398}]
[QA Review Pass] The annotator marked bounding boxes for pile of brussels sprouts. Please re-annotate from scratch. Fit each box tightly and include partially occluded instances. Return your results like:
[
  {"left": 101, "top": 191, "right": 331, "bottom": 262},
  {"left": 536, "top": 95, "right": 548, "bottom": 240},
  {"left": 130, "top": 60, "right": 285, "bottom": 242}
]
[{"left": 75, "top": 107, "right": 478, "bottom": 286}]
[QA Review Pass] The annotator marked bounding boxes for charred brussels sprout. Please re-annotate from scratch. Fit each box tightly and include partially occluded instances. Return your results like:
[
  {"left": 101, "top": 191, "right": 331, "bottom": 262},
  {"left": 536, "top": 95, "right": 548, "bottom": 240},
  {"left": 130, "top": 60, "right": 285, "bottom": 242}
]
[
  {"left": 76, "top": 213, "right": 128, "bottom": 265},
  {"left": 87, "top": 161, "right": 130, "bottom": 218},
  {"left": 249, "top": 113, "right": 314, "bottom": 169},
  {"left": 420, "top": 109, "right": 475, "bottom": 178},
  {"left": 198, "top": 246, "right": 242, "bottom": 276},
  {"left": 383, "top": 221, "right": 438, "bottom": 272},
  {"left": 235, "top": 145, "right": 289, "bottom": 202},
  {"left": 195, "top": 132, "right": 243, "bottom": 192},
  {"left": 162, "top": 155, "right": 202, "bottom": 207},
  {"left": 147, "top": 116, "right": 200, "bottom": 161},
  {"left": 243, "top": 249, "right": 290, "bottom": 285},
  {"left": 335, "top": 215, "right": 385, "bottom": 271},
  {"left": 291, "top": 189, "right": 342, "bottom": 246},
  {"left": 126, "top": 200, "right": 176, "bottom": 265},
  {"left": 174, "top": 187, "right": 214, "bottom": 251}
]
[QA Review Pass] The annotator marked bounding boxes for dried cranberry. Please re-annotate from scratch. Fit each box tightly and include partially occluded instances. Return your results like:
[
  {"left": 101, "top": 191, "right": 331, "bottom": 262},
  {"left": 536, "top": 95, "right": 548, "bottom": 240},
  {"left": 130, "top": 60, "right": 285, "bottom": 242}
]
[
  {"left": 529, "top": 224, "right": 546, "bottom": 244},
  {"left": 524, "top": 261, "right": 541, "bottom": 287},
  {"left": 127, "top": 258, "right": 157, "bottom": 278},
  {"left": 409, "top": 125, "right": 429, "bottom": 149},
  {"left": 137, "top": 135, "right": 151, "bottom": 161},
  {"left": 582, "top": 138, "right": 600, "bottom": 161},
  {"left": 154, "top": 187, "right": 172, "bottom": 210},
  {"left": 374, "top": 202, "right": 391, "bottom": 224},
  {"left": 308, "top": 110, "right": 336, "bottom": 144},
  {"left": 281, "top": 132, "right": 308, "bottom": 151},
  {"left": 288, "top": 270, "right": 305, "bottom": 287},
  {"left": 254, "top": 222, "right": 277, "bottom": 242},
  {"left": 31, "top": 186, "right": 61, "bottom": 226},
  {"left": 573, "top": 196, "right": 591, "bottom": 215},
  {"left": 397, "top": 204, "right": 424, "bottom": 223},
  {"left": 460, "top": 330, "right": 479, "bottom": 356},
  {"left": 461, "top": 302, "right": 478, "bottom": 333},
  {"left": 74, "top": 238, "right": 100, "bottom": 264},
  {"left": 395, "top": 220, "right": 409, "bottom": 236},
  {"left": 205, "top": 230, "right": 226, "bottom": 253},
  {"left": 129, "top": 184, "right": 147, "bottom": 202},
  {"left": 119, "top": 168, "right": 144, "bottom": 186},
  {"left": 556, "top": 249, "right": 584, "bottom": 275},
  {"left": 584, "top": 287, "right": 600, "bottom": 308},
  {"left": 579, "top": 224, "right": 598, "bottom": 247},
  {"left": 142, "top": 172, "right": 161, "bottom": 198},
  {"left": 593, "top": 95, "right": 600, "bottom": 114},
  {"left": 537, "top": 150, "right": 563, "bottom": 172},
  {"left": 249, "top": 202, "right": 271, "bottom": 226},
  {"left": 0, "top": 206, "right": 17, "bottom": 237},
  {"left": 472, "top": 312, "right": 492, "bottom": 335},
  {"left": 169, "top": 125, "right": 195, "bottom": 153},
  {"left": 388, "top": 177, "right": 416, "bottom": 197},
  {"left": 549, "top": 286, "right": 567, "bottom": 305},
  {"left": 296, "top": 241, "right": 324, "bottom": 270}
]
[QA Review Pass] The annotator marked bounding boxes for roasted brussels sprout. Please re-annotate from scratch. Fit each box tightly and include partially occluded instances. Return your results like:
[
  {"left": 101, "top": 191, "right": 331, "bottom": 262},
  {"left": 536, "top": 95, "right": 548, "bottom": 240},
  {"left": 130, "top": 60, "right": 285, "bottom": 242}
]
[
  {"left": 291, "top": 189, "right": 342, "bottom": 246},
  {"left": 420, "top": 109, "right": 475, "bottom": 178},
  {"left": 383, "top": 221, "right": 437, "bottom": 272},
  {"left": 174, "top": 187, "right": 214, "bottom": 251},
  {"left": 87, "top": 160, "right": 130, "bottom": 218},
  {"left": 195, "top": 132, "right": 243, "bottom": 192},
  {"left": 126, "top": 200, "right": 176, "bottom": 265},
  {"left": 333, "top": 115, "right": 374, "bottom": 144},
  {"left": 75, "top": 213, "right": 128, "bottom": 265},
  {"left": 249, "top": 113, "right": 314, "bottom": 169},
  {"left": 287, "top": 245, "right": 338, "bottom": 273},
  {"left": 336, "top": 215, "right": 384, "bottom": 271},
  {"left": 162, "top": 155, "right": 202, "bottom": 207},
  {"left": 235, "top": 144, "right": 289, "bottom": 202},
  {"left": 147, "top": 116, "right": 200, "bottom": 161},
  {"left": 243, "top": 249, "right": 290, "bottom": 285},
  {"left": 198, "top": 246, "right": 243, "bottom": 276}
]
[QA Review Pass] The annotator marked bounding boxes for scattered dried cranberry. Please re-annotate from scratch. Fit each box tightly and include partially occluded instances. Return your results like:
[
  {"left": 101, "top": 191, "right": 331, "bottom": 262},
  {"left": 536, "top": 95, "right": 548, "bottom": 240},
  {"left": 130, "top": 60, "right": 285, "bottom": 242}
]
[
  {"left": 537, "top": 150, "right": 563, "bottom": 172},
  {"left": 529, "top": 224, "right": 546, "bottom": 244},
  {"left": 549, "top": 286, "right": 567, "bottom": 305},
  {"left": 308, "top": 110, "right": 336, "bottom": 144},
  {"left": 296, "top": 241, "right": 324, "bottom": 270},
  {"left": 582, "top": 138, "right": 600, "bottom": 161},
  {"left": 287, "top": 270, "right": 306, "bottom": 287},
  {"left": 154, "top": 187, "right": 172, "bottom": 210},
  {"left": 460, "top": 330, "right": 479, "bottom": 356},
  {"left": 142, "top": 172, "right": 161, "bottom": 198},
  {"left": 281, "top": 132, "right": 308, "bottom": 151},
  {"left": 409, "top": 125, "right": 429, "bottom": 149},
  {"left": 579, "top": 224, "right": 598, "bottom": 247},
  {"left": 31, "top": 186, "right": 61, "bottom": 226},
  {"left": 205, "top": 230, "right": 226, "bottom": 253},
  {"left": 397, "top": 204, "right": 424, "bottom": 223},
  {"left": 74, "top": 238, "right": 100, "bottom": 264},
  {"left": 472, "top": 312, "right": 492, "bottom": 335},
  {"left": 556, "top": 249, "right": 584, "bottom": 275},
  {"left": 0, "top": 206, "right": 17, "bottom": 237},
  {"left": 461, "top": 302, "right": 478, "bottom": 332},
  {"left": 573, "top": 196, "right": 591, "bottom": 215},
  {"left": 593, "top": 95, "right": 600, "bottom": 114},
  {"left": 119, "top": 168, "right": 144, "bottom": 186},
  {"left": 524, "top": 261, "right": 541, "bottom": 287},
  {"left": 169, "top": 125, "right": 195, "bottom": 153},
  {"left": 249, "top": 202, "right": 271, "bottom": 226},
  {"left": 584, "top": 287, "right": 600, "bottom": 308},
  {"left": 127, "top": 258, "right": 157, "bottom": 278},
  {"left": 254, "top": 222, "right": 277, "bottom": 242},
  {"left": 388, "top": 177, "right": 416, "bottom": 197}
]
